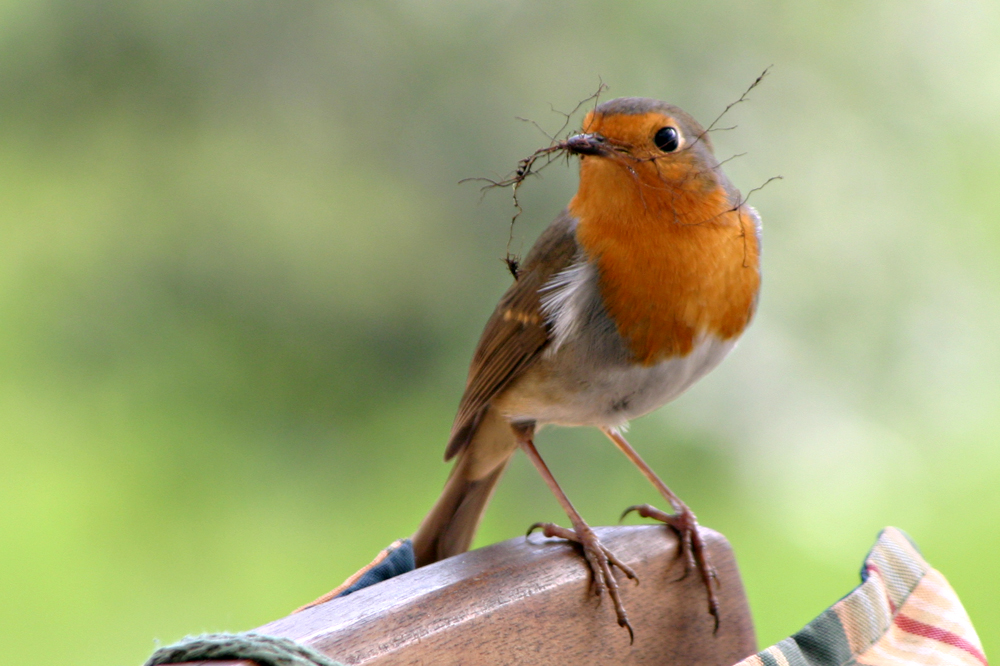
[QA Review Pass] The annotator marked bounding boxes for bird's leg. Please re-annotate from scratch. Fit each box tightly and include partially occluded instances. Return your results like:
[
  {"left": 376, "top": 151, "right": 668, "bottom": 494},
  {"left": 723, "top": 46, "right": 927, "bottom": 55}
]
[
  {"left": 600, "top": 426, "right": 720, "bottom": 629},
  {"left": 513, "top": 425, "right": 637, "bottom": 641}
]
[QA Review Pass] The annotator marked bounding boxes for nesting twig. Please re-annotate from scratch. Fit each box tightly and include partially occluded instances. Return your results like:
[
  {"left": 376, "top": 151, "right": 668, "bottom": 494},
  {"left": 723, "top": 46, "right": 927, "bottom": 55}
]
[
  {"left": 460, "top": 82, "right": 608, "bottom": 278},
  {"left": 703, "top": 66, "right": 772, "bottom": 137},
  {"left": 735, "top": 175, "right": 783, "bottom": 266},
  {"left": 463, "top": 69, "right": 776, "bottom": 278}
]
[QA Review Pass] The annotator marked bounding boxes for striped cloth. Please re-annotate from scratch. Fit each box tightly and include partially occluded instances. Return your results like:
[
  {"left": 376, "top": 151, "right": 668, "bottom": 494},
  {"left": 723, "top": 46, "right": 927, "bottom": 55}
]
[{"left": 735, "top": 527, "right": 987, "bottom": 666}]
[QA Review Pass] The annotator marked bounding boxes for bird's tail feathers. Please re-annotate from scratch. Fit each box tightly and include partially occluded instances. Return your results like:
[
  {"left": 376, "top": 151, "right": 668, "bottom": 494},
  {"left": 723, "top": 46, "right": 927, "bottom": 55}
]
[{"left": 411, "top": 409, "right": 517, "bottom": 566}]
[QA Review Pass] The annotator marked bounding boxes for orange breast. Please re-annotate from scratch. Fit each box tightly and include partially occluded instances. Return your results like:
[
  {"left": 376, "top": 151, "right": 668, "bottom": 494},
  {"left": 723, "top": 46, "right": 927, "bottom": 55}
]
[{"left": 570, "top": 174, "right": 760, "bottom": 365}]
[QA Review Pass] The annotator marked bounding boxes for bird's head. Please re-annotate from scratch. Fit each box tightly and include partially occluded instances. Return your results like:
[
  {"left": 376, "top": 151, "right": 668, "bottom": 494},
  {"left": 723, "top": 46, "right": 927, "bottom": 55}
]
[{"left": 566, "top": 98, "right": 736, "bottom": 205}]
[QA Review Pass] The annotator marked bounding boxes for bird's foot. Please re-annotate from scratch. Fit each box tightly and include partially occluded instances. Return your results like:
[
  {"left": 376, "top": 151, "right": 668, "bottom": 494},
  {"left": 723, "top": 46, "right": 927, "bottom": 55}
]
[
  {"left": 528, "top": 521, "right": 638, "bottom": 642},
  {"left": 622, "top": 503, "right": 720, "bottom": 631}
]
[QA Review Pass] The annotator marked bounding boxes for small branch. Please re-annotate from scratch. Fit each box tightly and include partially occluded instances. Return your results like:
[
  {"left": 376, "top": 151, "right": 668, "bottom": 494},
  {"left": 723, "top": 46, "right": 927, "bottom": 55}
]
[
  {"left": 460, "top": 81, "right": 609, "bottom": 279},
  {"left": 704, "top": 66, "right": 772, "bottom": 135}
]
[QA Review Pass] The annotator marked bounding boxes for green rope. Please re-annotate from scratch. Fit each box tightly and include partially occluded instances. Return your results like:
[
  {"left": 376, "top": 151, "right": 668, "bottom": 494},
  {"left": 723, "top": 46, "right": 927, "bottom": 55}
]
[{"left": 144, "top": 632, "right": 344, "bottom": 666}]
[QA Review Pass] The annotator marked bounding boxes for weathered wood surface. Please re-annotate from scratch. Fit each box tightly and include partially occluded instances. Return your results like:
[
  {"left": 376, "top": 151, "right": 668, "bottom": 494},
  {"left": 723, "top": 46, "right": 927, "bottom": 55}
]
[{"left": 173, "top": 525, "right": 756, "bottom": 665}]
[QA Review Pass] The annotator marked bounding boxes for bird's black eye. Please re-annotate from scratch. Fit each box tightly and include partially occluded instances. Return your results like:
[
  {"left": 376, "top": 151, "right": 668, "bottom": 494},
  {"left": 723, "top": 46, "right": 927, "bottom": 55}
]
[{"left": 653, "top": 126, "right": 680, "bottom": 152}]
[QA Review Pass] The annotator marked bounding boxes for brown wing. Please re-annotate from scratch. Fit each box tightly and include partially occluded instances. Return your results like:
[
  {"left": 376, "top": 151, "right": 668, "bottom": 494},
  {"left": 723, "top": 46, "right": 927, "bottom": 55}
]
[{"left": 444, "top": 210, "right": 581, "bottom": 460}]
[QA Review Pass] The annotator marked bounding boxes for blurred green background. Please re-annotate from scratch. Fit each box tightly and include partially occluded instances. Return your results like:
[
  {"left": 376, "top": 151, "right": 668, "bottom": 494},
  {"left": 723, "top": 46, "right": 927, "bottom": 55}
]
[{"left": 1, "top": 1, "right": 998, "bottom": 664}]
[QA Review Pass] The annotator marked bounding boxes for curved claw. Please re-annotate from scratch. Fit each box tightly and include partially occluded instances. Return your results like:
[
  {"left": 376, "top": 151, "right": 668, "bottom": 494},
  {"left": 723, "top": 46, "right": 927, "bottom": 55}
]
[
  {"left": 524, "top": 520, "right": 637, "bottom": 640},
  {"left": 619, "top": 504, "right": 645, "bottom": 522},
  {"left": 623, "top": 501, "right": 722, "bottom": 632},
  {"left": 525, "top": 522, "right": 546, "bottom": 537}
]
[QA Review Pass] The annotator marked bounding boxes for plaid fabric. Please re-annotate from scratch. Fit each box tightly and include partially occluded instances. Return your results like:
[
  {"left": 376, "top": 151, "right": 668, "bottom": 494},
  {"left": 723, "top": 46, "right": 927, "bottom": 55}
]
[
  {"left": 335, "top": 539, "right": 415, "bottom": 598},
  {"left": 735, "top": 527, "right": 987, "bottom": 666},
  {"left": 295, "top": 539, "right": 416, "bottom": 613}
]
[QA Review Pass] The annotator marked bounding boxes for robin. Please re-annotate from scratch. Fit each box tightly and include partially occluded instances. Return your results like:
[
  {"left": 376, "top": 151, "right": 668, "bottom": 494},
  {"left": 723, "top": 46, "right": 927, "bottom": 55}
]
[
  {"left": 409, "top": 97, "right": 762, "bottom": 636},
  {"left": 300, "top": 97, "right": 761, "bottom": 634}
]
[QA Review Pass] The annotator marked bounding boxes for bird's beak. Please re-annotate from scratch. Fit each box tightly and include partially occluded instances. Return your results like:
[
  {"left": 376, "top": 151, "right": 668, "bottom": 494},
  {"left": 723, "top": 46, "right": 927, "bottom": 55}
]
[{"left": 564, "top": 133, "right": 608, "bottom": 157}]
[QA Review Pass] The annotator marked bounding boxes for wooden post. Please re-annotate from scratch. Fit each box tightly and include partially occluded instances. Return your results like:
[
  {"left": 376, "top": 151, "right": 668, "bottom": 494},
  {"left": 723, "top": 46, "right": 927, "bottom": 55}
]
[{"left": 171, "top": 525, "right": 756, "bottom": 665}]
